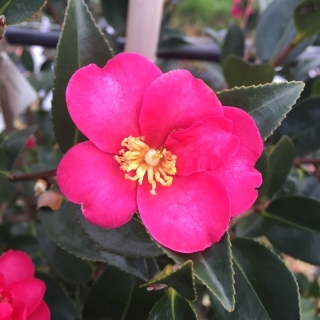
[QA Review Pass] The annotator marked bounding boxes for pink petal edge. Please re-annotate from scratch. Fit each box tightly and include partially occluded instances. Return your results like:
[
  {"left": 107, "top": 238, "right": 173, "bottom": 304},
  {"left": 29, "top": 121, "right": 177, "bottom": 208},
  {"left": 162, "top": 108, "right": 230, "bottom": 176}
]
[
  {"left": 27, "top": 301, "right": 50, "bottom": 320},
  {"left": 137, "top": 171, "right": 230, "bottom": 253},
  {"left": 66, "top": 52, "right": 162, "bottom": 154},
  {"left": 164, "top": 116, "right": 240, "bottom": 176},
  {"left": 210, "top": 107, "right": 263, "bottom": 216},
  {"left": 0, "top": 250, "right": 34, "bottom": 285},
  {"left": 139, "top": 69, "right": 224, "bottom": 148},
  {"left": 57, "top": 141, "right": 137, "bottom": 228}
]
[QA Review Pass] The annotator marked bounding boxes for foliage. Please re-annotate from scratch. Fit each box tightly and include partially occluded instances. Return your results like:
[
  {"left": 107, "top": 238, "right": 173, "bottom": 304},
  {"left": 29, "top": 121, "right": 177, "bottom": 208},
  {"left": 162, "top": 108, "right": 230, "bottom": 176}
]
[{"left": 1, "top": 0, "right": 320, "bottom": 318}]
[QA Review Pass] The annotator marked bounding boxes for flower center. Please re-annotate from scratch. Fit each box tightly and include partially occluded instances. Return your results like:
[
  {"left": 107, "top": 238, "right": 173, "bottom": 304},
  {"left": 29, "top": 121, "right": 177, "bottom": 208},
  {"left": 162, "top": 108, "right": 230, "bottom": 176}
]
[{"left": 115, "top": 136, "right": 177, "bottom": 195}]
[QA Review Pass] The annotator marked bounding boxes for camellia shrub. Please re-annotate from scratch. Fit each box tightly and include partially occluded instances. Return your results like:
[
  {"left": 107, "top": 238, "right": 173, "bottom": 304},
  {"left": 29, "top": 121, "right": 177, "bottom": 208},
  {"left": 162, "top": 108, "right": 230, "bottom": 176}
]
[{"left": 1, "top": 0, "right": 320, "bottom": 319}]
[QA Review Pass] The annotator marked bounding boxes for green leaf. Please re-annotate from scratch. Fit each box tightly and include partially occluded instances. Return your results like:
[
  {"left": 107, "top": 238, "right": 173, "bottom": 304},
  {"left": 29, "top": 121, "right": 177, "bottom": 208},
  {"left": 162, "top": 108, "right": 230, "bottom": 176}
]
[
  {"left": 262, "top": 196, "right": 320, "bottom": 265},
  {"left": 73, "top": 204, "right": 162, "bottom": 258},
  {"left": 0, "top": 0, "right": 47, "bottom": 25},
  {"left": 234, "top": 214, "right": 263, "bottom": 238},
  {"left": 311, "top": 77, "right": 320, "bottom": 96},
  {"left": 100, "top": 0, "right": 128, "bottom": 36},
  {"left": 40, "top": 202, "right": 149, "bottom": 281},
  {"left": 2, "top": 125, "right": 37, "bottom": 170},
  {"left": 217, "top": 82, "right": 304, "bottom": 140},
  {"left": 161, "top": 233, "right": 235, "bottom": 312},
  {"left": 28, "top": 70, "right": 54, "bottom": 92},
  {"left": 294, "top": 0, "right": 320, "bottom": 38},
  {"left": 0, "top": 149, "right": 14, "bottom": 203},
  {"left": 36, "top": 223, "right": 93, "bottom": 285},
  {"left": 82, "top": 265, "right": 163, "bottom": 320},
  {"left": 264, "top": 136, "right": 295, "bottom": 197},
  {"left": 211, "top": 238, "right": 300, "bottom": 320},
  {"left": 222, "top": 55, "right": 274, "bottom": 88},
  {"left": 255, "top": 0, "right": 314, "bottom": 63},
  {"left": 148, "top": 288, "right": 198, "bottom": 320},
  {"left": 36, "top": 272, "right": 81, "bottom": 320},
  {"left": 141, "top": 261, "right": 196, "bottom": 301},
  {"left": 273, "top": 97, "right": 320, "bottom": 156},
  {"left": 52, "top": 0, "right": 113, "bottom": 153},
  {"left": 221, "top": 24, "right": 244, "bottom": 61},
  {"left": 21, "top": 49, "right": 34, "bottom": 72},
  {"left": 255, "top": 150, "right": 270, "bottom": 198},
  {"left": 293, "top": 57, "right": 320, "bottom": 80}
]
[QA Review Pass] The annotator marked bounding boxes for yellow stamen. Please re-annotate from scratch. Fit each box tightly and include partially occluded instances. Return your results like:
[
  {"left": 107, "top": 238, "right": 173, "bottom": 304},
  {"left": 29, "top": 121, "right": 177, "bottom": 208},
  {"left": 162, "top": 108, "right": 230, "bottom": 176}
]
[{"left": 115, "top": 136, "right": 177, "bottom": 195}]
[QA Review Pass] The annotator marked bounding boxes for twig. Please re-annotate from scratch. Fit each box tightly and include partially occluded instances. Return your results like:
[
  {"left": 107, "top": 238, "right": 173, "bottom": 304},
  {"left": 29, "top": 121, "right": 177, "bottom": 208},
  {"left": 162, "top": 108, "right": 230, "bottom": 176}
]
[
  {"left": 9, "top": 169, "right": 57, "bottom": 182},
  {"left": 294, "top": 158, "right": 320, "bottom": 166},
  {"left": 272, "top": 33, "right": 304, "bottom": 67},
  {"left": 46, "top": 0, "right": 63, "bottom": 26}
]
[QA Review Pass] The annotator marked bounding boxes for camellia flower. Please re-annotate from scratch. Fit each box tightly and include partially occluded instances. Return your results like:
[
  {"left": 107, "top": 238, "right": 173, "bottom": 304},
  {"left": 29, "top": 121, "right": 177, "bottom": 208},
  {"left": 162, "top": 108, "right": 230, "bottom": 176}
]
[
  {"left": 57, "top": 53, "right": 262, "bottom": 253},
  {"left": 0, "top": 250, "right": 50, "bottom": 319},
  {"left": 231, "top": 0, "right": 254, "bottom": 18}
]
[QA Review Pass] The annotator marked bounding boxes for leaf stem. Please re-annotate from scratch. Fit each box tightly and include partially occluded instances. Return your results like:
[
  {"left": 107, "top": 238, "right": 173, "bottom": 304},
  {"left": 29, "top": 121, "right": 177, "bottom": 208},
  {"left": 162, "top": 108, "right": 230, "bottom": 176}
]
[
  {"left": 272, "top": 33, "right": 304, "bottom": 67},
  {"left": 9, "top": 169, "right": 57, "bottom": 182}
]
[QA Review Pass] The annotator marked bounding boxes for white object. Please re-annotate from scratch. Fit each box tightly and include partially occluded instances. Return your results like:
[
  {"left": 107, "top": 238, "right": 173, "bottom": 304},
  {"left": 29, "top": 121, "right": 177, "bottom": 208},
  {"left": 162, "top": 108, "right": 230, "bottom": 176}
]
[{"left": 124, "top": 0, "right": 164, "bottom": 62}]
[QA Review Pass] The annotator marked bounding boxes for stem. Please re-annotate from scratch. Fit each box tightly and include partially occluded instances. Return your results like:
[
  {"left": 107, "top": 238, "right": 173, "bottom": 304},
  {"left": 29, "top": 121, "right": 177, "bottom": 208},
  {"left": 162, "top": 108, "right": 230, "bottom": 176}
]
[
  {"left": 9, "top": 169, "right": 56, "bottom": 182},
  {"left": 294, "top": 158, "right": 320, "bottom": 166},
  {"left": 46, "top": 0, "right": 63, "bottom": 25},
  {"left": 272, "top": 33, "right": 304, "bottom": 67}
]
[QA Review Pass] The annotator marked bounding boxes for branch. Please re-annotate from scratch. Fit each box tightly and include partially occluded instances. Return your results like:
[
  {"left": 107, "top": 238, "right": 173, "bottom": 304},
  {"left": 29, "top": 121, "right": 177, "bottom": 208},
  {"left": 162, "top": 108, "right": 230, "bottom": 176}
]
[
  {"left": 9, "top": 169, "right": 57, "bottom": 182},
  {"left": 272, "top": 33, "right": 304, "bottom": 67},
  {"left": 46, "top": 0, "right": 63, "bottom": 26},
  {"left": 294, "top": 158, "right": 320, "bottom": 166}
]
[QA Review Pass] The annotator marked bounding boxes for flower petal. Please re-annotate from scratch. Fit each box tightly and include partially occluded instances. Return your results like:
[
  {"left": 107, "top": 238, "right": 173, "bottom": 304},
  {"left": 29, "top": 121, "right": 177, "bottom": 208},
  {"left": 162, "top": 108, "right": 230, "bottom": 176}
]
[
  {"left": 164, "top": 116, "right": 240, "bottom": 176},
  {"left": 137, "top": 171, "right": 230, "bottom": 253},
  {"left": 139, "top": 70, "right": 224, "bottom": 148},
  {"left": 0, "top": 250, "right": 34, "bottom": 285},
  {"left": 210, "top": 107, "right": 263, "bottom": 216},
  {"left": 27, "top": 301, "right": 50, "bottom": 320},
  {"left": 7, "top": 279, "right": 45, "bottom": 316},
  {"left": 66, "top": 53, "right": 162, "bottom": 153},
  {"left": 57, "top": 141, "right": 137, "bottom": 228},
  {"left": 0, "top": 303, "right": 12, "bottom": 320}
]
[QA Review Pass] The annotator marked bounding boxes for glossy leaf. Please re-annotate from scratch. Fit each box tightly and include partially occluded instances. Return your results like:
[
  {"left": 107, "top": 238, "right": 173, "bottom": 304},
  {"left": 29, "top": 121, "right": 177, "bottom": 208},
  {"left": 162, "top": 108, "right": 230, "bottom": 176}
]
[
  {"left": 0, "top": 0, "right": 46, "bottom": 25},
  {"left": 36, "top": 272, "right": 81, "bottom": 320},
  {"left": 255, "top": 0, "right": 314, "bottom": 63},
  {"left": 2, "top": 125, "right": 37, "bottom": 170},
  {"left": 234, "top": 214, "right": 264, "bottom": 238},
  {"left": 82, "top": 265, "right": 163, "bottom": 320},
  {"left": 148, "top": 288, "right": 198, "bottom": 320},
  {"left": 293, "top": 56, "right": 320, "bottom": 80},
  {"left": 36, "top": 223, "right": 93, "bottom": 285},
  {"left": 265, "top": 136, "right": 295, "bottom": 197},
  {"left": 294, "top": 0, "right": 320, "bottom": 38},
  {"left": 21, "top": 49, "right": 34, "bottom": 72},
  {"left": 40, "top": 202, "right": 150, "bottom": 281},
  {"left": 217, "top": 81, "right": 304, "bottom": 140},
  {"left": 311, "top": 77, "right": 320, "bottom": 96},
  {"left": 262, "top": 196, "right": 320, "bottom": 265},
  {"left": 0, "top": 149, "right": 14, "bottom": 203},
  {"left": 255, "top": 150, "right": 270, "bottom": 198},
  {"left": 52, "top": 0, "right": 113, "bottom": 153},
  {"left": 161, "top": 233, "right": 235, "bottom": 312},
  {"left": 221, "top": 24, "right": 244, "bottom": 61},
  {"left": 273, "top": 97, "right": 320, "bottom": 156},
  {"left": 141, "top": 261, "right": 196, "bottom": 301},
  {"left": 73, "top": 204, "right": 162, "bottom": 258},
  {"left": 211, "top": 238, "right": 300, "bottom": 320},
  {"left": 222, "top": 56, "right": 274, "bottom": 88}
]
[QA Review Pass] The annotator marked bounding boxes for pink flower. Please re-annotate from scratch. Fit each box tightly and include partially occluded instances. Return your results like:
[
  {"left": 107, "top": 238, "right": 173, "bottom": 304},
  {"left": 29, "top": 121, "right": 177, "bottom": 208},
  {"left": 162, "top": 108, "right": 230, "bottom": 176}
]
[
  {"left": 231, "top": 0, "right": 254, "bottom": 18},
  {"left": 0, "top": 250, "right": 50, "bottom": 320},
  {"left": 25, "top": 137, "right": 36, "bottom": 149},
  {"left": 57, "top": 53, "right": 262, "bottom": 253}
]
